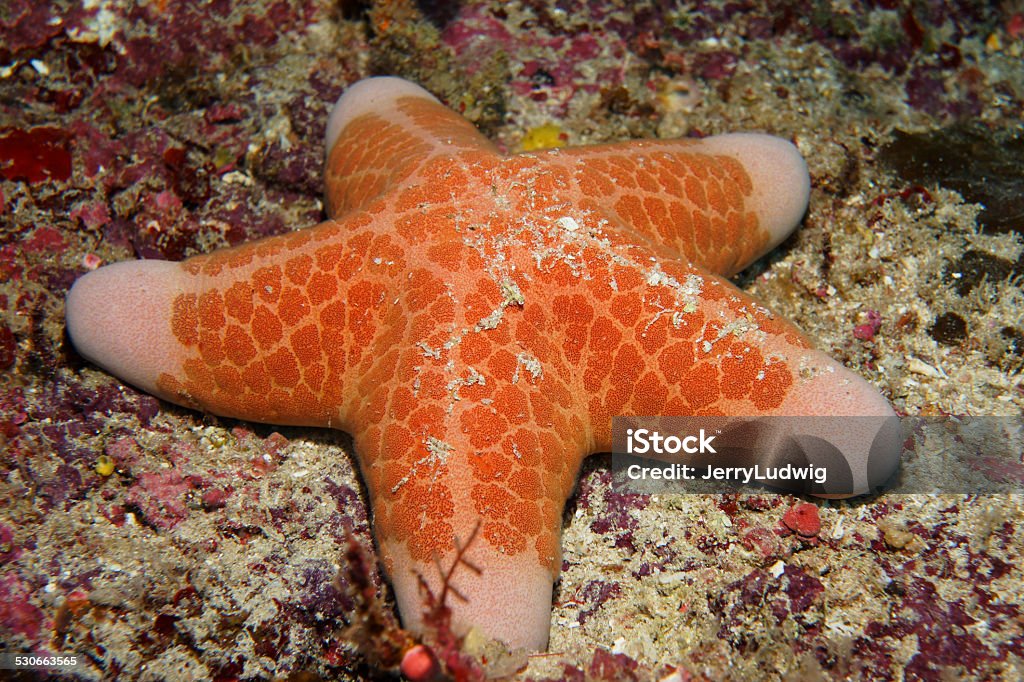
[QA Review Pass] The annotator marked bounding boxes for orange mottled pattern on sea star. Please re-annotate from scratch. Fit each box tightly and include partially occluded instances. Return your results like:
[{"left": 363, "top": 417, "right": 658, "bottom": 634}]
[{"left": 154, "top": 94, "right": 807, "bottom": 574}]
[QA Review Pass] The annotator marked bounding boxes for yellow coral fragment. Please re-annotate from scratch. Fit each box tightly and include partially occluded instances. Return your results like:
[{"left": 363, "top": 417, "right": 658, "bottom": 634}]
[
  {"left": 519, "top": 124, "right": 566, "bottom": 152},
  {"left": 95, "top": 455, "right": 116, "bottom": 476}
]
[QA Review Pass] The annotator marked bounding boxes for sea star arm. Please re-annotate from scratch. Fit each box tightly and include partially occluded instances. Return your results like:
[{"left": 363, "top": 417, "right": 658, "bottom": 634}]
[
  {"left": 323, "top": 77, "right": 501, "bottom": 218},
  {"left": 64, "top": 214, "right": 396, "bottom": 429},
  {"left": 535, "top": 229, "right": 897, "bottom": 494},
  {"left": 544, "top": 135, "right": 810, "bottom": 277}
]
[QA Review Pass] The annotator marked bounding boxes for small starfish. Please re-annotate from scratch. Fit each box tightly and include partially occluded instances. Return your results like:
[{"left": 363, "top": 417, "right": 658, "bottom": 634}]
[{"left": 66, "top": 77, "right": 897, "bottom": 651}]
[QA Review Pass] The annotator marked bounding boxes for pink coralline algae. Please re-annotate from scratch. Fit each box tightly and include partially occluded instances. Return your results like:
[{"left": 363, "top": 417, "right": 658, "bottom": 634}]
[
  {"left": 125, "top": 470, "right": 195, "bottom": 530},
  {"left": 0, "top": 523, "right": 23, "bottom": 564},
  {"left": 440, "top": 6, "right": 514, "bottom": 75},
  {"left": 201, "top": 486, "right": 232, "bottom": 510},
  {"left": 69, "top": 200, "right": 112, "bottom": 231},
  {"left": 0, "top": 127, "right": 72, "bottom": 183},
  {"left": 533, "top": 647, "right": 645, "bottom": 682},
  {"left": 741, "top": 526, "right": 786, "bottom": 563},
  {"left": 103, "top": 436, "right": 143, "bottom": 467},
  {"left": 692, "top": 50, "right": 738, "bottom": 81},
  {"left": 781, "top": 503, "right": 822, "bottom": 540},
  {"left": 853, "top": 310, "right": 883, "bottom": 341},
  {"left": 0, "top": 0, "right": 69, "bottom": 55},
  {"left": 21, "top": 227, "right": 66, "bottom": 255},
  {"left": 587, "top": 648, "right": 641, "bottom": 681},
  {"left": 0, "top": 574, "right": 45, "bottom": 640},
  {"left": 0, "top": 324, "right": 15, "bottom": 370},
  {"left": 86, "top": 0, "right": 320, "bottom": 86}
]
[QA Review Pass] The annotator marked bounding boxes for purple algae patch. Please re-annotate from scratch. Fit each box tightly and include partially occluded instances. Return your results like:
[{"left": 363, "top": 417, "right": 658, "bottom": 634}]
[
  {"left": 294, "top": 559, "right": 352, "bottom": 624},
  {"left": 574, "top": 579, "right": 622, "bottom": 626},
  {"left": 864, "top": 577, "right": 995, "bottom": 680}
]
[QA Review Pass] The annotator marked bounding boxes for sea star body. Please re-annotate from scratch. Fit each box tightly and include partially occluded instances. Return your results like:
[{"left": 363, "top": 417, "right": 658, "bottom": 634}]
[{"left": 66, "top": 77, "right": 896, "bottom": 651}]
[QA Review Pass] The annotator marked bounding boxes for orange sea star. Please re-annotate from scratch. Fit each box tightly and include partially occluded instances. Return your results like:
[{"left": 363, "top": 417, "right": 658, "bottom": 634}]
[{"left": 66, "top": 77, "right": 896, "bottom": 650}]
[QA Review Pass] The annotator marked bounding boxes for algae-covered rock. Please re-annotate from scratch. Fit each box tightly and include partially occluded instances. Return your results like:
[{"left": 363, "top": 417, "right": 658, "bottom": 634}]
[{"left": 879, "top": 124, "right": 1024, "bottom": 234}]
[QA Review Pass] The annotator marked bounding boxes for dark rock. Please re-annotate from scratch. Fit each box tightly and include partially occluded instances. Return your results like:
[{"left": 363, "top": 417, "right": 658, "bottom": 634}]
[
  {"left": 879, "top": 125, "right": 1024, "bottom": 234},
  {"left": 929, "top": 312, "right": 967, "bottom": 346}
]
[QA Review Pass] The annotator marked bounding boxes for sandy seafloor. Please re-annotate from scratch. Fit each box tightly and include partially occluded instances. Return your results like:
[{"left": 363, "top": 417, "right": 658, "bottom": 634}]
[{"left": 2, "top": 1, "right": 1023, "bottom": 680}]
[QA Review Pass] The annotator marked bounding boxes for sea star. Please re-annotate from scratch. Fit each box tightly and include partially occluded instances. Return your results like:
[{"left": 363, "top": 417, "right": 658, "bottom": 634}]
[{"left": 66, "top": 77, "right": 897, "bottom": 651}]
